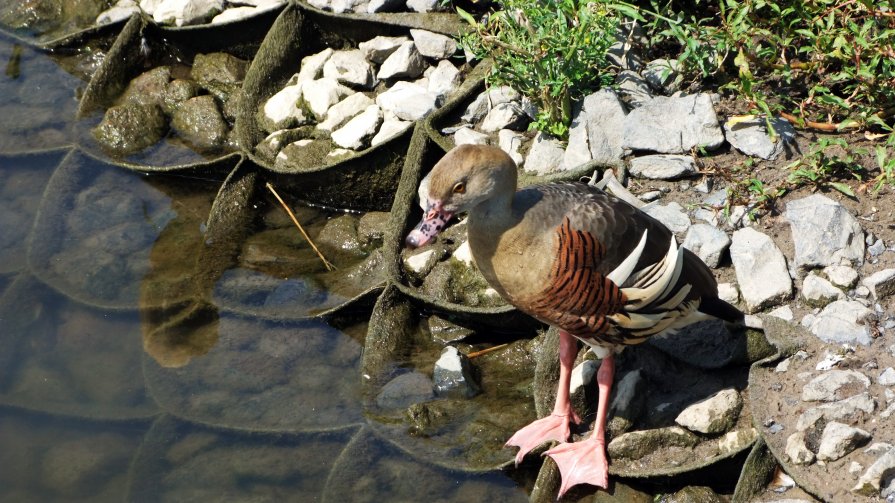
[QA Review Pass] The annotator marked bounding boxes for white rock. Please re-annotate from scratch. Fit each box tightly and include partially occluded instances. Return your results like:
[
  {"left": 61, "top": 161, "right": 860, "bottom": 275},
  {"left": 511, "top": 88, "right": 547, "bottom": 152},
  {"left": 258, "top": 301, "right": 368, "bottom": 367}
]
[
  {"left": 817, "top": 421, "right": 871, "bottom": 461},
  {"left": 786, "top": 194, "right": 865, "bottom": 269},
  {"left": 717, "top": 283, "right": 739, "bottom": 304},
  {"left": 316, "top": 92, "right": 375, "bottom": 133},
  {"left": 524, "top": 132, "right": 565, "bottom": 175},
  {"left": 768, "top": 305, "right": 794, "bottom": 322},
  {"left": 427, "top": 60, "right": 461, "bottom": 99},
  {"left": 809, "top": 300, "right": 874, "bottom": 346},
  {"left": 152, "top": 0, "right": 223, "bottom": 26},
  {"left": 370, "top": 117, "right": 412, "bottom": 147},
  {"left": 211, "top": 6, "right": 260, "bottom": 24},
  {"left": 785, "top": 432, "right": 815, "bottom": 465},
  {"left": 406, "top": 0, "right": 438, "bottom": 12},
  {"left": 854, "top": 448, "right": 895, "bottom": 495},
  {"left": 729, "top": 227, "right": 792, "bottom": 313},
  {"left": 263, "top": 83, "right": 310, "bottom": 129},
  {"left": 377, "top": 41, "right": 427, "bottom": 80},
  {"left": 376, "top": 81, "right": 438, "bottom": 121},
  {"left": 562, "top": 89, "right": 628, "bottom": 169},
  {"left": 675, "top": 388, "right": 742, "bottom": 434},
  {"left": 358, "top": 36, "right": 408, "bottom": 64},
  {"left": 724, "top": 117, "right": 796, "bottom": 161},
  {"left": 802, "top": 370, "right": 870, "bottom": 402},
  {"left": 498, "top": 129, "right": 525, "bottom": 167},
  {"left": 297, "top": 48, "right": 335, "bottom": 84},
  {"left": 796, "top": 392, "right": 876, "bottom": 430},
  {"left": 302, "top": 78, "right": 354, "bottom": 119},
  {"left": 139, "top": 0, "right": 164, "bottom": 15},
  {"left": 801, "top": 273, "right": 845, "bottom": 306},
  {"left": 330, "top": 104, "right": 382, "bottom": 150},
  {"left": 367, "top": 0, "right": 404, "bottom": 12},
  {"left": 453, "top": 127, "right": 489, "bottom": 146},
  {"left": 480, "top": 102, "right": 529, "bottom": 133},
  {"left": 862, "top": 269, "right": 895, "bottom": 300},
  {"left": 622, "top": 94, "right": 724, "bottom": 153},
  {"left": 879, "top": 368, "right": 895, "bottom": 386},
  {"left": 824, "top": 265, "right": 859, "bottom": 288},
  {"left": 410, "top": 29, "right": 457, "bottom": 59},
  {"left": 569, "top": 360, "right": 598, "bottom": 395},
  {"left": 451, "top": 240, "right": 474, "bottom": 266},
  {"left": 323, "top": 50, "right": 375, "bottom": 88},
  {"left": 405, "top": 249, "right": 435, "bottom": 273}
]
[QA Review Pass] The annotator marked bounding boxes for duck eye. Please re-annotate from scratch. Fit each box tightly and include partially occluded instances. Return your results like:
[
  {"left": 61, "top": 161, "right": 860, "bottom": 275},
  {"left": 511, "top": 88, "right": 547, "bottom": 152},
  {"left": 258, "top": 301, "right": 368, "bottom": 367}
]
[{"left": 452, "top": 182, "right": 466, "bottom": 194}]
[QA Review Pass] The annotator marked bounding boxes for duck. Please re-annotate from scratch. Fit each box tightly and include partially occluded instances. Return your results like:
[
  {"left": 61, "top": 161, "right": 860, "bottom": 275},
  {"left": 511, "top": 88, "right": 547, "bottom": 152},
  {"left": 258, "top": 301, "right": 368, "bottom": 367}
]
[{"left": 406, "top": 144, "right": 743, "bottom": 498}]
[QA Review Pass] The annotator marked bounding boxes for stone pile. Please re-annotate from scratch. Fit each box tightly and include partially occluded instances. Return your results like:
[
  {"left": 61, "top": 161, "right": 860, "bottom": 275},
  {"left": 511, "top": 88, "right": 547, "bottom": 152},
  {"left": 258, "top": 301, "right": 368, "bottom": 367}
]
[
  {"left": 256, "top": 30, "right": 462, "bottom": 169},
  {"left": 92, "top": 52, "right": 248, "bottom": 156},
  {"left": 97, "top": 0, "right": 286, "bottom": 27},
  {"left": 306, "top": 0, "right": 445, "bottom": 14}
]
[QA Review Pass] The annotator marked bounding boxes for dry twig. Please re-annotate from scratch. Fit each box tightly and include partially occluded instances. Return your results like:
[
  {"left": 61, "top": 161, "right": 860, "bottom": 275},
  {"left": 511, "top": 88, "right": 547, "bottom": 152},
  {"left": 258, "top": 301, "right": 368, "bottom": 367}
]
[{"left": 265, "top": 182, "right": 335, "bottom": 272}]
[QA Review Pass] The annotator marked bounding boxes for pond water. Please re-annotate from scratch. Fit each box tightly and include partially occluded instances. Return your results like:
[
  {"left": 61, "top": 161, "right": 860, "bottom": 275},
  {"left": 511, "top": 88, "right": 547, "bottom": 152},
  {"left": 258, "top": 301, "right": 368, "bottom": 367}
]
[{"left": 0, "top": 34, "right": 529, "bottom": 502}]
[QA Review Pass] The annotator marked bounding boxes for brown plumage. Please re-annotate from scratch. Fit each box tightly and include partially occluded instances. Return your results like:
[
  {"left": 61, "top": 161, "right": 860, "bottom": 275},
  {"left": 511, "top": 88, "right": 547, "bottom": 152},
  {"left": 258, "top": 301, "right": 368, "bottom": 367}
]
[{"left": 406, "top": 144, "right": 742, "bottom": 497}]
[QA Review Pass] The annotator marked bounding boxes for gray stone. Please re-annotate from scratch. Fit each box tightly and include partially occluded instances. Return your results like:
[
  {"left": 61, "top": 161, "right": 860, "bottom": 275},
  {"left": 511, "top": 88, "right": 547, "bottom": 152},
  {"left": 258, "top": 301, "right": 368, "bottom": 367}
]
[
  {"left": 316, "top": 92, "right": 375, "bottom": 133},
  {"left": 640, "top": 190, "right": 662, "bottom": 202},
  {"left": 405, "top": 249, "right": 436, "bottom": 275},
  {"left": 675, "top": 388, "right": 742, "bottom": 434},
  {"left": 358, "top": 36, "right": 408, "bottom": 64},
  {"left": 643, "top": 202, "right": 691, "bottom": 234},
  {"left": 824, "top": 265, "right": 859, "bottom": 288},
  {"left": 170, "top": 95, "right": 229, "bottom": 151},
  {"left": 376, "top": 372, "right": 434, "bottom": 409},
  {"left": 498, "top": 129, "right": 525, "bottom": 167},
  {"left": 301, "top": 78, "right": 354, "bottom": 119},
  {"left": 561, "top": 89, "right": 627, "bottom": 169},
  {"left": 191, "top": 52, "right": 248, "bottom": 97},
  {"left": 615, "top": 70, "right": 652, "bottom": 108},
  {"left": 121, "top": 66, "right": 171, "bottom": 106},
  {"left": 377, "top": 41, "right": 427, "bottom": 80},
  {"left": 427, "top": 60, "right": 460, "bottom": 99},
  {"left": 724, "top": 117, "right": 796, "bottom": 160},
  {"left": 622, "top": 94, "right": 724, "bottom": 153},
  {"left": 801, "top": 273, "right": 845, "bottom": 307},
  {"left": 453, "top": 127, "right": 489, "bottom": 146},
  {"left": 729, "top": 227, "right": 792, "bottom": 313},
  {"left": 642, "top": 58, "right": 681, "bottom": 93},
  {"left": 869, "top": 238, "right": 886, "bottom": 256},
  {"left": 817, "top": 421, "right": 871, "bottom": 461},
  {"left": 210, "top": 5, "right": 273, "bottom": 24},
  {"left": 877, "top": 368, "right": 895, "bottom": 388},
  {"left": 461, "top": 92, "right": 490, "bottom": 124},
  {"left": 323, "top": 50, "right": 375, "bottom": 89},
  {"left": 487, "top": 86, "right": 521, "bottom": 105},
  {"left": 802, "top": 370, "right": 870, "bottom": 402},
  {"left": 607, "top": 426, "right": 699, "bottom": 460},
  {"left": 410, "top": 29, "right": 457, "bottom": 59},
  {"left": 433, "top": 346, "right": 480, "bottom": 398},
  {"left": 629, "top": 154, "right": 697, "bottom": 180},
  {"left": 297, "top": 48, "right": 334, "bottom": 83},
  {"left": 682, "top": 223, "right": 731, "bottom": 268},
  {"left": 330, "top": 104, "right": 382, "bottom": 150},
  {"left": 786, "top": 194, "right": 865, "bottom": 269},
  {"left": 853, "top": 448, "right": 895, "bottom": 495},
  {"left": 863, "top": 269, "right": 895, "bottom": 300},
  {"left": 785, "top": 432, "right": 815, "bottom": 465},
  {"left": 796, "top": 392, "right": 876, "bottom": 430},
  {"left": 162, "top": 79, "right": 199, "bottom": 114},
  {"left": 375, "top": 81, "right": 437, "bottom": 121},
  {"left": 480, "top": 102, "right": 530, "bottom": 133},
  {"left": 809, "top": 300, "right": 874, "bottom": 345},
  {"left": 523, "top": 132, "right": 565, "bottom": 175}
]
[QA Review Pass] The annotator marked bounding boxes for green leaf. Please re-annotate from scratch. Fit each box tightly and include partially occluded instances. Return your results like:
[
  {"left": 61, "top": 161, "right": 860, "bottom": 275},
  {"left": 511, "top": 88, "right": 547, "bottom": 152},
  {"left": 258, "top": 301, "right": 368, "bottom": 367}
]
[
  {"left": 828, "top": 181, "right": 856, "bottom": 198},
  {"left": 456, "top": 7, "right": 477, "bottom": 26}
]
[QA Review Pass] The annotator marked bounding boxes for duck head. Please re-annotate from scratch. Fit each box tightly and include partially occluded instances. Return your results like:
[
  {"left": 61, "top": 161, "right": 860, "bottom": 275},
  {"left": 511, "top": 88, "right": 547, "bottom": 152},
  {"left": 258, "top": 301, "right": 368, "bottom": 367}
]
[{"left": 406, "top": 144, "right": 516, "bottom": 248}]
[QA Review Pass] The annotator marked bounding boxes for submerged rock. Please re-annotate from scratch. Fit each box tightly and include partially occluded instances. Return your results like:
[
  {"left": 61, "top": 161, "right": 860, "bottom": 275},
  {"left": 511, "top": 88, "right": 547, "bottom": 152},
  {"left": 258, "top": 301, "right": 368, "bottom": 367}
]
[
  {"left": 433, "top": 346, "right": 480, "bottom": 398},
  {"left": 377, "top": 372, "right": 435, "bottom": 409},
  {"left": 92, "top": 102, "right": 167, "bottom": 155},
  {"left": 170, "top": 95, "right": 229, "bottom": 151}
]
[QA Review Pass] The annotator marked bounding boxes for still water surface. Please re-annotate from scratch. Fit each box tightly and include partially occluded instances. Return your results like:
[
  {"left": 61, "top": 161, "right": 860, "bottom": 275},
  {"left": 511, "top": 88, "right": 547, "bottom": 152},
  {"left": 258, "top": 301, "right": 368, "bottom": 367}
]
[{"left": 0, "top": 34, "right": 527, "bottom": 502}]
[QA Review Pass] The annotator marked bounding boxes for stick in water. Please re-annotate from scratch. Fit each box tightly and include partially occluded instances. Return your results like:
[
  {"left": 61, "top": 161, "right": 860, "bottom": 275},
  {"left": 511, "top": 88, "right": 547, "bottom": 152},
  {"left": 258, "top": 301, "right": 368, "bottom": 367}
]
[
  {"left": 265, "top": 182, "right": 336, "bottom": 272},
  {"left": 467, "top": 343, "right": 509, "bottom": 359}
]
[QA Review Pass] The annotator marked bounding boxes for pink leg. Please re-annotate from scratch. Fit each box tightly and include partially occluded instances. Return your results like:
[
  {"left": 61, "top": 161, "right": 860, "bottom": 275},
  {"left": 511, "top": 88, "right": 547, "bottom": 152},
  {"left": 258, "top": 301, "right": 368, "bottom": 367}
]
[
  {"left": 545, "top": 354, "right": 615, "bottom": 498},
  {"left": 505, "top": 330, "right": 581, "bottom": 465}
]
